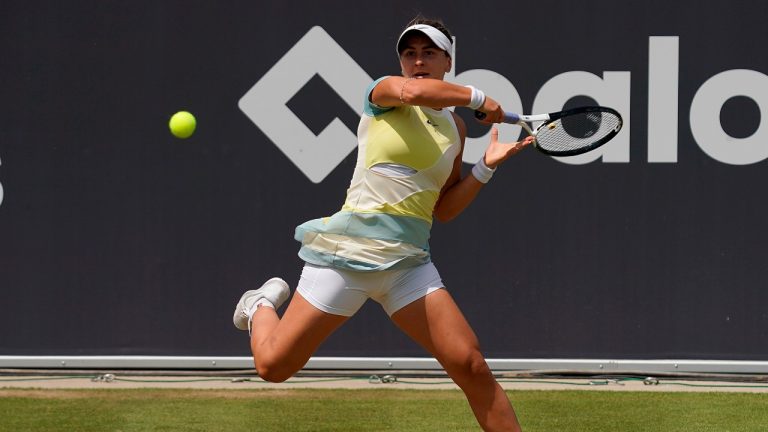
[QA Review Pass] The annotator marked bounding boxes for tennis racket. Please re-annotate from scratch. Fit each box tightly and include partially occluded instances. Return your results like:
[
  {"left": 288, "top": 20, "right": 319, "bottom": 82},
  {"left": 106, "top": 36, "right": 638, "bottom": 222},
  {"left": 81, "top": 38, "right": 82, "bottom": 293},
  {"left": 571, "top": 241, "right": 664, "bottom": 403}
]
[{"left": 475, "top": 106, "right": 623, "bottom": 156}]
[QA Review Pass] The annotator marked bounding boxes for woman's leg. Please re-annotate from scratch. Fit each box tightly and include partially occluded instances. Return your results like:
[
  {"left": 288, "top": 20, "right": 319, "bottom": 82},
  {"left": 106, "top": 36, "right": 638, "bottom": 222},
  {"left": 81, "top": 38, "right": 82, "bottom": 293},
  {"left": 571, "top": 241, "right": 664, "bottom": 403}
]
[
  {"left": 250, "top": 292, "right": 348, "bottom": 382},
  {"left": 390, "top": 289, "right": 522, "bottom": 432}
]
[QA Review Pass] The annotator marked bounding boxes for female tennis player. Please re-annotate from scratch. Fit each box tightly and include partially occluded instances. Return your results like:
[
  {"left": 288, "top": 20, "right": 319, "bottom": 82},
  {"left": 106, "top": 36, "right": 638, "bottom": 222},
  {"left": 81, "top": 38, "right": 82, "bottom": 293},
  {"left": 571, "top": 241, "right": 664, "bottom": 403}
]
[{"left": 234, "top": 17, "right": 533, "bottom": 432}]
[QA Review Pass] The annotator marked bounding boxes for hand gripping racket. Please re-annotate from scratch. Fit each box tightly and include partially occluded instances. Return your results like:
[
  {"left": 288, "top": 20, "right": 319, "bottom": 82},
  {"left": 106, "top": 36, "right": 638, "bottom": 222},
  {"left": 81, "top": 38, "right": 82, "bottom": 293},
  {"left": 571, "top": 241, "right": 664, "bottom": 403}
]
[{"left": 475, "top": 106, "right": 623, "bottom": 156}]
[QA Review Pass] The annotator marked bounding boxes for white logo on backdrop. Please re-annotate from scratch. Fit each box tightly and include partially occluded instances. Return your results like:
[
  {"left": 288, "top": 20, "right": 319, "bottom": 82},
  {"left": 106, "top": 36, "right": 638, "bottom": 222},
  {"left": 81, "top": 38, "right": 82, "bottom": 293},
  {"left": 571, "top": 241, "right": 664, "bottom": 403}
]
[
  {"left": 240, "top": 29, "right": 768, "bottom": 183},
  {"left": 239, "top": 26, "right": 371, "bottom": 183}
]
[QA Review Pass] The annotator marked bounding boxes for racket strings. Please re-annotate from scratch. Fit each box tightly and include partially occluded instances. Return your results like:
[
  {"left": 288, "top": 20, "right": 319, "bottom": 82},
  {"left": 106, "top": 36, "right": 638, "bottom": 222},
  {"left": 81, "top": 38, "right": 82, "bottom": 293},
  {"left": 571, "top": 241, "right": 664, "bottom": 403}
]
[{"left": 535, "top": 111, "right": 621, "bottom": 154}]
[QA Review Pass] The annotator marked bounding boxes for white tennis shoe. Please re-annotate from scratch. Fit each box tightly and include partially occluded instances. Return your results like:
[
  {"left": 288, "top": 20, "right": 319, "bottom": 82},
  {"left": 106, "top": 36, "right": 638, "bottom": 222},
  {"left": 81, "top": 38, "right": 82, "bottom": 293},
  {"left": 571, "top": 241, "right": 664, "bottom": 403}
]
[{"left": 233, "top": 277, "right": 290, "bottom": 331}]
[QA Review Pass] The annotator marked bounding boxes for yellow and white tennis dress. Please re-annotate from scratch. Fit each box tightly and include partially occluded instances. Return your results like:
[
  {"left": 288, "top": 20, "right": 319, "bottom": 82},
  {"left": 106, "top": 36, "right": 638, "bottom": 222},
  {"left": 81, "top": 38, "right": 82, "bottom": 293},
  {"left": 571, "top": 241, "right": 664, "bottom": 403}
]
[{"left": 294, "top": 77, "right": 462, "bottom": 272}]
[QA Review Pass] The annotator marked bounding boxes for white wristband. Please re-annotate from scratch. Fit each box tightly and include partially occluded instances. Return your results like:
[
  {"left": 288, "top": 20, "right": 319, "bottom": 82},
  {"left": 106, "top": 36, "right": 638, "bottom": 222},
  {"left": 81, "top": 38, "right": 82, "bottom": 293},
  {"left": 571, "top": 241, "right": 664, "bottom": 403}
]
[
  {"left": 464, "top": 85, "right": 486, "bottom": 110},
  {"left": 471, "top": 157, "right": 496, "bottom": 184}
]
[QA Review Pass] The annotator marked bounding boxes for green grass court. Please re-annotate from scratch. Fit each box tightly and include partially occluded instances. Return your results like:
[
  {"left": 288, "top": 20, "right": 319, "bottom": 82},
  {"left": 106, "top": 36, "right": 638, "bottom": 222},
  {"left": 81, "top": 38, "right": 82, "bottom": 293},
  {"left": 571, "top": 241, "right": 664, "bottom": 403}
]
[{"left": 1, "top": 388, "right": 767, "bottom": 431}]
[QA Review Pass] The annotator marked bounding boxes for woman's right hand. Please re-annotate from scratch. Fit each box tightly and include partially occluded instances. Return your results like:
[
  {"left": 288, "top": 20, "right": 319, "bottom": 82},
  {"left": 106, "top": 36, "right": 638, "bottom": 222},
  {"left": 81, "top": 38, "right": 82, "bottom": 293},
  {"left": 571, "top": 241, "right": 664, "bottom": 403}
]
[{"left": 476, "top": 96, "right": 505, "bottom": 124}]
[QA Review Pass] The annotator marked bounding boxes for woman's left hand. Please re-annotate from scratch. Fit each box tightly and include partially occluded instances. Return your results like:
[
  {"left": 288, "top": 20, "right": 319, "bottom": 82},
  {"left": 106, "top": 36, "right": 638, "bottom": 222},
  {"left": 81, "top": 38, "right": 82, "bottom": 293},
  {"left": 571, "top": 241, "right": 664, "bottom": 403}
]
[{"left": 483, "top": 127, "right": 535, "bottom": 168}]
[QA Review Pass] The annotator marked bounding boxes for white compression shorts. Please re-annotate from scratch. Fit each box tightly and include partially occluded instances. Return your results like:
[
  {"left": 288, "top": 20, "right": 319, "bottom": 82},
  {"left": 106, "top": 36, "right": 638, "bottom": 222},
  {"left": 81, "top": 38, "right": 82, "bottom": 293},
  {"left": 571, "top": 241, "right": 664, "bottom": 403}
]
[{"left": 296, "top": 262, "right": 444, "bottom": 317}]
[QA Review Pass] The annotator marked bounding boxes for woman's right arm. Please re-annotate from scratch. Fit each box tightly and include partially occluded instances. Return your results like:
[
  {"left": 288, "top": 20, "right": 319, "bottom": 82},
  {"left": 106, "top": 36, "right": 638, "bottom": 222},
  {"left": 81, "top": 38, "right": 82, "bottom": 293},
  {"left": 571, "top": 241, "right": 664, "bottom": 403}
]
[{"left": 370, "top": 77, "right": 505, "bottom": 123}]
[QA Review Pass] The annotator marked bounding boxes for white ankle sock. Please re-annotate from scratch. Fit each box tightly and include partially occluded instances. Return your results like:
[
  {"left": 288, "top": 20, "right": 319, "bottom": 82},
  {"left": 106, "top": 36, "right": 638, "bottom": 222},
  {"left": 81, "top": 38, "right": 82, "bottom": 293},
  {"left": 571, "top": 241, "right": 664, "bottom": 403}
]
[
  {"left": 247, "top": 298, "right": 275, "bottom": 320},
  {"left": 247, "top": 298, "right": 276, "bottom": 336}
]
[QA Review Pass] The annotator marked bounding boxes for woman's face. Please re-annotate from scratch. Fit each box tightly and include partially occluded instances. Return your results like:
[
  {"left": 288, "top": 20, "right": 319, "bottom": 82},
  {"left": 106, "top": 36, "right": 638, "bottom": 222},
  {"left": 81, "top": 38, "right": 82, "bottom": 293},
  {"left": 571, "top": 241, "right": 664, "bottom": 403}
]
[{"left": 399, "top": 33, "right": 452, "bottom": 80}]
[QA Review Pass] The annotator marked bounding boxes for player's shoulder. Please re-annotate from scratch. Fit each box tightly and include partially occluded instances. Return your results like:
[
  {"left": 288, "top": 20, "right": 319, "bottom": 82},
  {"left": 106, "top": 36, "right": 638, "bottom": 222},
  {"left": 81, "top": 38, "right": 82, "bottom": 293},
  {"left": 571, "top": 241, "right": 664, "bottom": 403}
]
[{"left": 363, "top": 76, "right": 395, "bottom": 117}]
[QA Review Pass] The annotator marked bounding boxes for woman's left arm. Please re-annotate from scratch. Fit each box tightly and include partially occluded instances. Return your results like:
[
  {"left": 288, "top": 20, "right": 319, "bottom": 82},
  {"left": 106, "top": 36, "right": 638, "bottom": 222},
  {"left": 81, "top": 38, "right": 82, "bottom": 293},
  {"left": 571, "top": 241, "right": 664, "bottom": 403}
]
[{"left": 433, "top": 113, "right": 534, "bottom": 223}]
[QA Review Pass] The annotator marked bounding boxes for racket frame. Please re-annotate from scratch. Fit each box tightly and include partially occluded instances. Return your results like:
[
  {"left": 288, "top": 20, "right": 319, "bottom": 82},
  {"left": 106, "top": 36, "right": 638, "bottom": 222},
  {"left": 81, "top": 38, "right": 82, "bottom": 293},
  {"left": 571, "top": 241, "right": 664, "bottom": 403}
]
[{"left": 477, "top": 106, "right": 623, "bottom": 157}]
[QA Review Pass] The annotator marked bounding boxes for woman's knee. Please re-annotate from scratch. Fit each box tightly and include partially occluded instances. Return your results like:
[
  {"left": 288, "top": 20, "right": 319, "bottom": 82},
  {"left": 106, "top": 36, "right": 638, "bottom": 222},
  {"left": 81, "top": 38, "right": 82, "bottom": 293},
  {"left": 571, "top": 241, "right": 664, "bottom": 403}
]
[
  {"left": 253, "top": 355, "right": 299, "bottom": 383},
  {"left": 442, "top": 347, "right": 492, "bottom": 379},
  {"left": 251, "top": 344, "right": 305, "bottom": 383}
]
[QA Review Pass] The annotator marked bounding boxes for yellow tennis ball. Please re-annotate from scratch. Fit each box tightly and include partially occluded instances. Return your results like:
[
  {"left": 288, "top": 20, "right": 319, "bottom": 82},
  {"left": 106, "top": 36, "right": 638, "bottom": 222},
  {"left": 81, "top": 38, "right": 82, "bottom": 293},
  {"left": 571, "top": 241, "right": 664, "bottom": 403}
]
[{"left": 169, "top": 111, "right": 196, "bottom": 138}]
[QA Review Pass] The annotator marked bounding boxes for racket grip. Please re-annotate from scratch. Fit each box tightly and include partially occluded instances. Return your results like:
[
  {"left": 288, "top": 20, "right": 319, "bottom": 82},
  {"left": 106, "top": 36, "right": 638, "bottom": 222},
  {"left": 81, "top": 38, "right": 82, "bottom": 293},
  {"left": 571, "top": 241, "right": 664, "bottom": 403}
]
[{"left": 474, "top": 111, "right": 521, "bottom": 124}]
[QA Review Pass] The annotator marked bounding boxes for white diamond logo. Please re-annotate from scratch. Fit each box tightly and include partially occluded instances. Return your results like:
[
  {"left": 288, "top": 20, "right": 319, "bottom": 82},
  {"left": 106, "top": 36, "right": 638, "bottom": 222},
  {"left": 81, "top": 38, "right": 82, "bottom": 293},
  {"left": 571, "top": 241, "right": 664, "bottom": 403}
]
[{"left": 239, "top": 26, "right": 372, "bottom": 183}]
